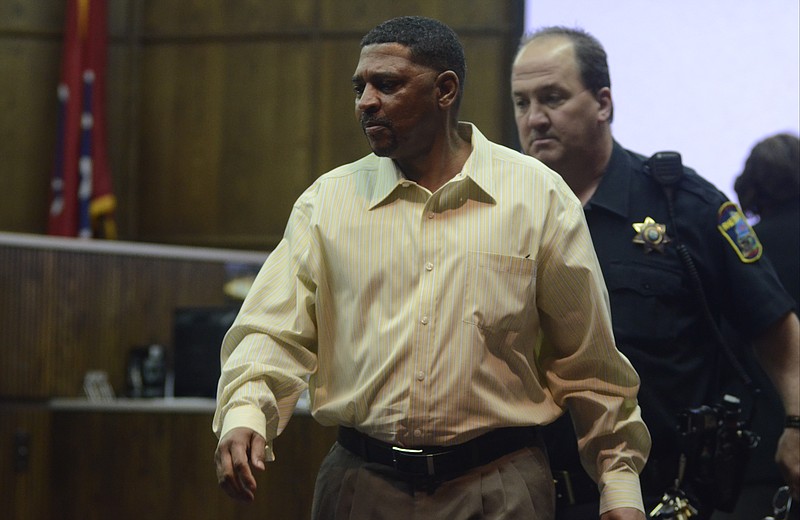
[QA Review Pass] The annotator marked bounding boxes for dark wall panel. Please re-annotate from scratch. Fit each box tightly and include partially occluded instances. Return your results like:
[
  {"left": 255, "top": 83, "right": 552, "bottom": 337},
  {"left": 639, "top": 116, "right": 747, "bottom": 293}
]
[
  {"left": 137, "top": 41, "right": 316, "bottom": 248},
  {"left": 0, "top": 237, "right": 264, "bottom": 398},
  {"left": 50, "top": 411, "right": 336, "bottom": 520},
  {"left": 0, "top": 405, "right": 51, "bottom": 520},
  {"left": 141, "top": 0, "right": 316, "bottom": 36},
  {"left": 0, "top": 1, "right": 523, "bottom": 249}
]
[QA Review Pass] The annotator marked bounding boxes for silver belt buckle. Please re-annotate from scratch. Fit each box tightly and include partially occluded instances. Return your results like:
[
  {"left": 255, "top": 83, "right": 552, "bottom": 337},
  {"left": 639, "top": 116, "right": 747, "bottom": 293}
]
[{"left": 392, "top": 446, "right": 435, "bottom": 475}]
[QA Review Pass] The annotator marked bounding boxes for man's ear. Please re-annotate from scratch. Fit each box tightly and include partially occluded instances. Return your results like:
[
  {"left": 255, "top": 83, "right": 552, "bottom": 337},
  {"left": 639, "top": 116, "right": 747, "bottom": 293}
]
[
  {"left": 435, "top": 71, "right": 460, "bottom": 109},
  {"left": 596, "top": 86, "right": 613, "bottom": 122}
]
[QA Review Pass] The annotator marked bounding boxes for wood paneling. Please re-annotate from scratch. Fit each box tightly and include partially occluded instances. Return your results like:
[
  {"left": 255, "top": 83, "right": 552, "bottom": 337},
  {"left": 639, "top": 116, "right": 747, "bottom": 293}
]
[
  {"left": 318, "top": 0, "right": 513, "bottom": 32},
  {"left": 141, "top": 0, "right": 316, "bottom": 37},
  {"left": 0, "top": 38, "right": 60, "bottom": 233},
  {"left": 0, "top": 234, "right": 273, "bottom": 520},
  {"left": 50, "top": 410, "right": 337, "bottom": 520},
  {"left": 0, "top": 235, "right": 265, "bottom": 398},
  {"left": 0, "top": 0, "right": 524, "bottom": 249},
  {"left": 0, "top": 405, "right": 51, "bottom": 520},
  {"left": 137, "top": 40, "right": 315, "bottom": 248},
  {"left": 0, "top": 2, "right": 65, "bottom": 33},
  {"left": 459, "top": 37, "right": 510, "bottom": 142}
]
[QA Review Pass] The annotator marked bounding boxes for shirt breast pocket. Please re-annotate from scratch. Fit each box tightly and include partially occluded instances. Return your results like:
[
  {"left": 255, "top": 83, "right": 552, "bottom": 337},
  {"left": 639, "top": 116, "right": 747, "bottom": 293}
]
[
  {"left": 462, "top": 251, "right": 536, "bottom": 332},
  {"left": 605, "top": 261, "right": 691, "bottom": 343}
]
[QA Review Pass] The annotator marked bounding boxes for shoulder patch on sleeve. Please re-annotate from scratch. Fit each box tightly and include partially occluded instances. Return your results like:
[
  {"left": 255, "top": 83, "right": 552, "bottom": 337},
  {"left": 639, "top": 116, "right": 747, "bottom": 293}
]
[{"left": 716, "top": 201, "right": 762, "bottom": 263}]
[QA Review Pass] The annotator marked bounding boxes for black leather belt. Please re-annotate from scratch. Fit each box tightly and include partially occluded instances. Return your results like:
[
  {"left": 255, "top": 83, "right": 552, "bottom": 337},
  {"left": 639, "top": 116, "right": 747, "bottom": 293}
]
[{"left": 337, "top": 426, "right": 540, "bottom": 478}]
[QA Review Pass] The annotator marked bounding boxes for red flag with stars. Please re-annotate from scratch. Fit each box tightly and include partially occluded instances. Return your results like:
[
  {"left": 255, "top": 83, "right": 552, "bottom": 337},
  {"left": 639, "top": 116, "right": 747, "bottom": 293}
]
[{"left": 48, "top": 0, "right": 117, "bottom": 239}]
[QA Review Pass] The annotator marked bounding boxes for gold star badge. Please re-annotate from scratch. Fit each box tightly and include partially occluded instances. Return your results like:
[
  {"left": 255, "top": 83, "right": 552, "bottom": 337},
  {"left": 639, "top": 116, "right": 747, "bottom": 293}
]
[{"left": 632, "top": 217, "right": 671, "bottom": 253}]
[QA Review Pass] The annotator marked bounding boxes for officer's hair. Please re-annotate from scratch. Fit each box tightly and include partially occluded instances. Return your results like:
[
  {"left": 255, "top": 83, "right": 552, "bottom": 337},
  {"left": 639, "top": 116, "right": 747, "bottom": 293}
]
[
  {"left": 518, "top": 26, "right": 613, "bottom": 122},
  {"left": 735, "top": 133, "right": 800, "bottom": 217},
  {"left": 361, "top": 16, "right": 466, "bottom": 107}
]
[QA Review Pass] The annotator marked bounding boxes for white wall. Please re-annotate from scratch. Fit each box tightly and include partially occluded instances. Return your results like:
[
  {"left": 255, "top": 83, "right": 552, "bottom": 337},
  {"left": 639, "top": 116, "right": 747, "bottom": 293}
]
[{"left": 524, "top": 0, "right": 800, "bottom": 202}]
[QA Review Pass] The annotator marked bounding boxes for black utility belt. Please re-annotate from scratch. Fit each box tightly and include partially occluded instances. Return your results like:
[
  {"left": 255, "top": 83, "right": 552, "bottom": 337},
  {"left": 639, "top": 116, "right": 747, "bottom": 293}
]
[{"left": 337, "top": 425, "right": 540, "bottom": 478}]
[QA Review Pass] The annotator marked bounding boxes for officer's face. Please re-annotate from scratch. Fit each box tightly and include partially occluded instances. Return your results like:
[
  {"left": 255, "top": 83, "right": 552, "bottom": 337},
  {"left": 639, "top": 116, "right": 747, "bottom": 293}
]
[
  {"left": 352, "top": 43, "right": 441, "bottom": 161},
  {"left": 511, "top": 36, "right": 610, "bottom": 176}
]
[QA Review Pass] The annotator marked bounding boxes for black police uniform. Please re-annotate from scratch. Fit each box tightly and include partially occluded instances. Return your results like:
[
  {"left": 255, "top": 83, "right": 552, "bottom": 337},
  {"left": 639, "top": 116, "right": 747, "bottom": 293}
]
[
  {"left": 716, "top": 201, "right": 800, "bottom": 520},
  {"left": 544, "top": 141, "right": 796, "bottom": 519}
]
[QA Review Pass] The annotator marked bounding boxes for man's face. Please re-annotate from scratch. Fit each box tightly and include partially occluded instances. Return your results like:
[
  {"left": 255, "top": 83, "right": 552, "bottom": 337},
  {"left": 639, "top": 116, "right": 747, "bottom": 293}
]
[
  {"left": 353, "top": 43, "right": 440, "bottom": 160},
  {"left": 511, "top": 36, "right": 610, "bottom": 174}
]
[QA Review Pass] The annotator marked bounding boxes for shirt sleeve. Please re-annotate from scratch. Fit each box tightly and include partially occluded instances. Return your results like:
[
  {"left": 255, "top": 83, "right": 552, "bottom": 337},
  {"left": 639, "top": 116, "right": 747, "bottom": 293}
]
[
  {"left": 212, "top": 185, "right": 320, "bottom": 461},
  {"left": 706, "top": 199, "right": 795, "bottom": 337},
  {"left": 535, "top": 187, "right": 651, "bottom": 514}
]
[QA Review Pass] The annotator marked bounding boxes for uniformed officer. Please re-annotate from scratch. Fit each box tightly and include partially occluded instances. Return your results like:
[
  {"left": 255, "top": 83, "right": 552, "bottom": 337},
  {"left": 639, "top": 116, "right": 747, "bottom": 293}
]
[{"left": 510, "top": 26, "right": 800, "bottom": 519}]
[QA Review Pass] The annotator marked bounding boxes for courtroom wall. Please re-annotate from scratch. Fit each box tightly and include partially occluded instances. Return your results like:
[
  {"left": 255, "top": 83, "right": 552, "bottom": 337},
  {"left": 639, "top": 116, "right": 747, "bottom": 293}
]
[{"left": 0, "top": 1, "right": 524, "bottom": 250}]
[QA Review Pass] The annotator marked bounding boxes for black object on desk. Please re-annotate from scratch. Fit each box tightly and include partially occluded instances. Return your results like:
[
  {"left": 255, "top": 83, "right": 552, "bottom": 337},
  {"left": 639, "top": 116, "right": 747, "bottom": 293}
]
[
  {"left": 173, "top": 306, "right": 240, "bottom": 398},
  {"left": 126, "top": 344, "right": 166, "bottom": 398}
]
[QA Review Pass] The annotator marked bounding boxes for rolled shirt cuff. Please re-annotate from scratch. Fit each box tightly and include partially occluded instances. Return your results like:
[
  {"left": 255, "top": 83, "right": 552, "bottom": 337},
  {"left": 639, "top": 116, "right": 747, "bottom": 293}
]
[
  {"left": 218, "top": 405, "right": 274, "bottom": 462},
  {"left": 599, "top": 468, "right": 645, "bottom": 515}
]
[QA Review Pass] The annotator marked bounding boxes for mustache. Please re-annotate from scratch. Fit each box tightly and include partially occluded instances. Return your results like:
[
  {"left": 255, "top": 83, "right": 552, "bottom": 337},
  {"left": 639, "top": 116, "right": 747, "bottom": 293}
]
[{"left": 360, "top": 115, "right": 393, "bottom": 129}]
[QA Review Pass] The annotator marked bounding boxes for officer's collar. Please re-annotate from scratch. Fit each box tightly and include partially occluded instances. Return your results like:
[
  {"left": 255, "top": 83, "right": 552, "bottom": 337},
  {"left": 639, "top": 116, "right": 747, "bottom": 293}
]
[{"left": 584, "top": 140, "right": 632, "bottom": 218}]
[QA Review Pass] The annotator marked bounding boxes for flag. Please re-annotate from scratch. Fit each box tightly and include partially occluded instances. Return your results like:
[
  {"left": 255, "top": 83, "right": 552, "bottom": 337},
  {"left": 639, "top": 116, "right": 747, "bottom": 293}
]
[{"left": 48, "top": 0, "right": 117, "bottom": 239}]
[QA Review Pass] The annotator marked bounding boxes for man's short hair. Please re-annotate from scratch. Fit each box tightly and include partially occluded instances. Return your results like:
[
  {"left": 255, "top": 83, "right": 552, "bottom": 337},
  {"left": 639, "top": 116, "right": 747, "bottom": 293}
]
[
  {"left": 520, "top": 26, "right": 610, "bottom": 95},
  {"left": 361, "top": 16, "right": 466, "bottom": 102},
  {"left": 735, "top": 133, "right": 800, "bottom": 216}
]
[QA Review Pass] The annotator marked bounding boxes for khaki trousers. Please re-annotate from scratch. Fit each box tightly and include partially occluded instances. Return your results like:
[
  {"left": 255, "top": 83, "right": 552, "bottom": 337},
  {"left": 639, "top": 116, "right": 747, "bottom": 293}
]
[{"left": 311, "top": 441, "right": 554, "bottom": 520}]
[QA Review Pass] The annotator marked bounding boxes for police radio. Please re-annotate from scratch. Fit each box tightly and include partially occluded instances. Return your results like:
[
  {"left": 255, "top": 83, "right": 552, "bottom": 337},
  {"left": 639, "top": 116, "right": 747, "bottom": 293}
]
[
  {"left": 648, "top": 151, "right": 683, "bottom": 188},
  {"left": 645, "top": 152, "right": 761, "bottom": 517}
]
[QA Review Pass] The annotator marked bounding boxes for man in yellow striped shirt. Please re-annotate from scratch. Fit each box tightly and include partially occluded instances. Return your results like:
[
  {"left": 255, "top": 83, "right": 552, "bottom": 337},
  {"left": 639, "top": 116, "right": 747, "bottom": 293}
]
[{"left": 214, "top": 16, "right": 650, "bottom": 520}]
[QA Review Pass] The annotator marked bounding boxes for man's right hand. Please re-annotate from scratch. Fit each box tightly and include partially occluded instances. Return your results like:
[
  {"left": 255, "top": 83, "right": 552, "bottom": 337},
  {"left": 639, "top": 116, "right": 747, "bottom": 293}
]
[{"left": 215, "top": 427, "right": 267, "bottom": 502}]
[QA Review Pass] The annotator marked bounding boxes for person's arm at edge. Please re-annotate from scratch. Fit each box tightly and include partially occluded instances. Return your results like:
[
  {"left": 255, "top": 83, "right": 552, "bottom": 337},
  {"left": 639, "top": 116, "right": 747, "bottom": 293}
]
[
  {"left": 753, "top": 311, "right": 800, "bottom": 499},
  {"left": 212, "top": 185, "right": 320, "bottom": 502},
  {"left": 535, "top": 178, "right": 650, "bottom": 517}
]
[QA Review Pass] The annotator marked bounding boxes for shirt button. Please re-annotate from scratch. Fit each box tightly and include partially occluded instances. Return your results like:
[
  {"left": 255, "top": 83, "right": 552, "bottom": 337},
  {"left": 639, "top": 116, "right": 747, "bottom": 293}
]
[
  {"left": 427, "top": 212, "right": 435, "bottom": 219},
  {"left": 414, "top": 429, "right": 422, "bottom": 438},
  {"left": 416, "top": 371, "right": 425, "bottom": 381},
  {"left": 425, "top": 262, "right": 433, "bottom": 271},
  {"left": 420, "top": 316, "right": 429, "bottom": 325}
]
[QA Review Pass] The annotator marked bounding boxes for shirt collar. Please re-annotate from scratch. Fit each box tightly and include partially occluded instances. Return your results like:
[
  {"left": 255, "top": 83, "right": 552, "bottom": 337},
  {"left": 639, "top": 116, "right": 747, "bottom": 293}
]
[
  {"left": 585, "top": 140, "right": 631, "bottom": 217},
  {"left": 368, "top": 122, "right": 496, "bottom": 209}
]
